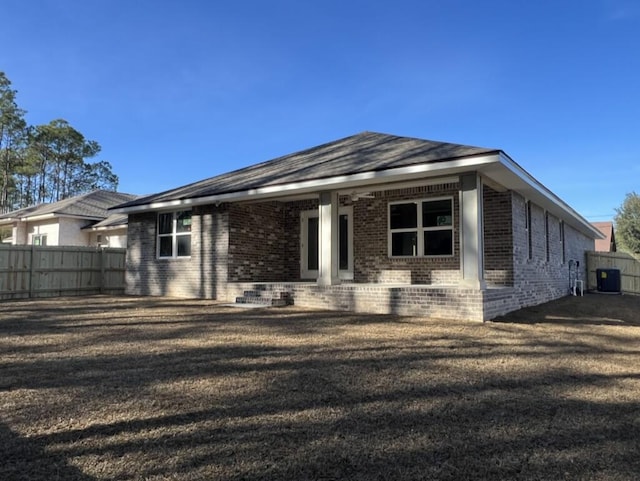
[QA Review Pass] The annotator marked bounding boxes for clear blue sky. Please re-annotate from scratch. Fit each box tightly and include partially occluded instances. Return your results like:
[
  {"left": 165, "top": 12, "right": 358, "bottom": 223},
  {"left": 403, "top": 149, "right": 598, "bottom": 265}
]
[{"left": 2, "top": 0, "right": 638, "bottom": 221}]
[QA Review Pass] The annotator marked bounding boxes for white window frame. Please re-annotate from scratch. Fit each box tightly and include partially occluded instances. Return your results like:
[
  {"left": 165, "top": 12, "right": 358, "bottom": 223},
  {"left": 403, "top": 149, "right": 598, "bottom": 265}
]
[
  {"left": 32, "top": 234, "right": 47, "bottom": 246},
  {"left": 388, "top": 196, "right": 454, "bottom": 258},
  {"left": 300, "top": 206, "right": 353, "bottom": 280},
  {"left": 157, "top": 210, "right": 192, "bottom": 259}
]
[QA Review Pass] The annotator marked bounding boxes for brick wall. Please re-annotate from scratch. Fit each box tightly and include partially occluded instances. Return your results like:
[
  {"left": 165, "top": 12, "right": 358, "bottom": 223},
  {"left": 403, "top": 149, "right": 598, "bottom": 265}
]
[
  {"left": 228, "top": 202, "right": 287, "bottom": 282},
  {"left": 483, "top": 186, "right": 514, "bottom": 286},
  {"left": 352, "top": 182, "right": 461, "bottom": 284},
  {"left": 125, "top": 204, "right": 228, "bottom": 299},
  {"left": 227, "top": 282, "right": 486, "bottom": 321},
  {"left": 483, "top": 192, "right": 594, "bottom": 319}
]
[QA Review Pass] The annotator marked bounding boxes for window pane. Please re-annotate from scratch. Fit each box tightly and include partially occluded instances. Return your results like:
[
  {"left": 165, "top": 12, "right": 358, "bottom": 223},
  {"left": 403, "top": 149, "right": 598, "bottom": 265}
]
[
  {"left": 176, "top": 211, "right": 192, "bottom": 233},
  {"left": 423, "top": 199, "right": 452, "bottom": 227},
  {"left": 159, "top": 236, "right": 173, "bottom": 257},
  {"left": 159, "top": 213, "right": 173, "bottom": 234},
  {"left": 307, "top": 217, "right": 319, "bottom": 270},
  {"left": 392, "top": 231, "right": 417, "bottom": 256},
  {"left": 390, "top": 203, "right": 417, "bottom": 229},
  {"left": 177, "top": 235, "right": 191, "bottom": 257},
  {"left": 339, "top": 214, "right": 348, "bottom": 270},
  {"left": 424, "top": 230, "right": 453, "bottom": 256}
]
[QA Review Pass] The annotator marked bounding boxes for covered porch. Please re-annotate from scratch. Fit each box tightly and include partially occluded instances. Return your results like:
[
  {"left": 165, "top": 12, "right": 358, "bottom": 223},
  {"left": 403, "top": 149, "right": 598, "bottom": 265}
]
[
  {"left": 226, "top": 172, "right": 508, "bottom": 287},
  {"left": 224, "top": 172, "right": 515, "bottom": 320},
  {"left": 304, "top": 173, "right": 486, "bottom": 289}
]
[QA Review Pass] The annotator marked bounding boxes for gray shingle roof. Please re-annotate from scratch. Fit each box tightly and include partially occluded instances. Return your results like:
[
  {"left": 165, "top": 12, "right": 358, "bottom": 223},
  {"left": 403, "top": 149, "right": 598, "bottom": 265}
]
[
  {"left": 0, "top": 190, "right": 138, "bottom": 222},
  {"left": 115, "top": 131, "right": 497, "bottom": 210},
  {"left": 86, "top": 213, "right": 129, "bottom": 229}
]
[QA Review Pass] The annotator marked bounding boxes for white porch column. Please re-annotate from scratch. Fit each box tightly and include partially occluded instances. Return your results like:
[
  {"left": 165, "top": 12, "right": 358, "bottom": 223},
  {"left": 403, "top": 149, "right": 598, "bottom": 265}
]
[
  {"left": 460, "top": 173, "right": 486, "bottom": 289},
  {"left": 317, "top": 191, "right": 340, "bottom": 286}
]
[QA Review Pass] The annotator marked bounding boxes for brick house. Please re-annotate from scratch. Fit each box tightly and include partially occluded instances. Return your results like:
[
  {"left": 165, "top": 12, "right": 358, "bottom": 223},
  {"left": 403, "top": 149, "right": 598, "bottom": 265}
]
[{"left": 113, "top": 132, "right": 603, "bottom": 321}]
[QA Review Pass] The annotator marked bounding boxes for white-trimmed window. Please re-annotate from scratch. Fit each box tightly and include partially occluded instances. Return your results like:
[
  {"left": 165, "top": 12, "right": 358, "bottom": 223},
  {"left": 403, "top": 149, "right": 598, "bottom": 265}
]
[
  {"left": 157, "top": 210, "right": 192, "bottom": 258},
  {"left": 388, "top": 197, "right": 454, "bottom": 257},
  {"left": 32, "top": 234, "right": 47, "bottom": 246}
]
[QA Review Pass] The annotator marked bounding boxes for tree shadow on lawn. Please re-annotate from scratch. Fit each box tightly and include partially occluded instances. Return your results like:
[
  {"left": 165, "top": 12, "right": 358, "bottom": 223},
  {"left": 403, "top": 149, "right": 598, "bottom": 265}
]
[
  {"left": 492, "top": 293, "right": 640, "bottom": 326},
  {"left": 2, "top": 298, "right": 640, "bottom": 479},
  {"left": 0, "top": 423, "right": 97, "bottom": 481},
  {"left": 23, "top": 363, "right": 640, "bottom": 481},
  {"left": 4, "top": 341, "right": 640, "bottom": 479}
]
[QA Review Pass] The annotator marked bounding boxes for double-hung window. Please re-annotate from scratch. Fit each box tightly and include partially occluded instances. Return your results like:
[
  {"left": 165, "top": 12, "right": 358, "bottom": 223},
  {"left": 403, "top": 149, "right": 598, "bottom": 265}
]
[
  {"left": 158, "top": 210, "right": 192, "bottom": 258},
  {"left": 389, "top": 198, "right": 454, "bottom": 257}
]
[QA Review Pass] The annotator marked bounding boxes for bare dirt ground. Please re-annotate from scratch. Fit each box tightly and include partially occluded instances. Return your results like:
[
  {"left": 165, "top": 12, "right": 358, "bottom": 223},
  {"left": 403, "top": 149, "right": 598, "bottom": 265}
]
[{"left": 0, "top": 293, "right": 639, "bottom": 480}]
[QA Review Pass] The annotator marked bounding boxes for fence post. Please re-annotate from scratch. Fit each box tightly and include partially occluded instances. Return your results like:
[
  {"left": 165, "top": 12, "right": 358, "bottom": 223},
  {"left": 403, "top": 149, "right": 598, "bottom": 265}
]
[
  {"left": 29, "top": 244, "right": 36, "bottom": 298},
  {"left": 100, "top": 248, "right": 106, "bottom": 294}
]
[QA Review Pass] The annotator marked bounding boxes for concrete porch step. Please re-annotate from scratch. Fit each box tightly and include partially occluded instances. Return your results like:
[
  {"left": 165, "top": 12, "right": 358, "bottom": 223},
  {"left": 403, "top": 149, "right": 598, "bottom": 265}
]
[{"left": 233, "top": 289, "right": 293, "bottom": 308}]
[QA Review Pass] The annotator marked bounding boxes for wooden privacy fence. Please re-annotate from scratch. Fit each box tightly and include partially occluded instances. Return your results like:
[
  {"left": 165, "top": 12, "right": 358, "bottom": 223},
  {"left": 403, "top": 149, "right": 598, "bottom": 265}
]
[
  {"left": 586, "top": 251, "right": 640, "bottom": 295},
  {"left": 0, "top": 245, "right": 126, "bottom": 300}
]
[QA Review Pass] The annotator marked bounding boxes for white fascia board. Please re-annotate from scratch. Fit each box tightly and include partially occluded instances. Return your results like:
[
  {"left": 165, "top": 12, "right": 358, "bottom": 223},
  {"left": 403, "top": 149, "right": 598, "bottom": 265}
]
[
  {"left": 19, "top": 213, "right": 103, "bottom": 223},
  {"left": 480, "top": 153, "right": 603, "bottom": 239},
  {"left": 112, "top": 154, "right": 501, "bottom": 214},
  {"left": 83, "top": 224, "right": 126, "bottom": 232},
  {"left": 17, "top": 213, "right": 56, "bottom": 222}
]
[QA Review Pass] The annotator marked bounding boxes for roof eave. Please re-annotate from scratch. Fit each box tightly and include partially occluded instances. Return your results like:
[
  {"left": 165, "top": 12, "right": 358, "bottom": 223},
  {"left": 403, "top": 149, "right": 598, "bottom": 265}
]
[
  {"left": 111, "top": 153, "right": 502, "bottom": 214},
  {"left": 112, "top": 150, "right": 601, "bottom": 240},
  {"left": 477, "top": 153, "right": 604, "bottom": 239},
  {"left": 83, "top": 224, "right": 127, "bottom": 231}
]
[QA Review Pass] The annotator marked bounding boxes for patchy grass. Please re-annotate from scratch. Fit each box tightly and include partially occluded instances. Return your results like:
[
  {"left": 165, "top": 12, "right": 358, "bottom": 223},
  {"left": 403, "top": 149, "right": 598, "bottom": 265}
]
[{"left": 1, "top": 294, "right": 639, "bottom": 480}]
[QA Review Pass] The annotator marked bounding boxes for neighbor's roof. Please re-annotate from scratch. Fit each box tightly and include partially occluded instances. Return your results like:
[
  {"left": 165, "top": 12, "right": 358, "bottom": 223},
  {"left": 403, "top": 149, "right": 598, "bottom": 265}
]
[
  {"left": 0, "top": 190, "right": 138, "bottom": 224},
  {"left": 111, "top": 131, "right": 603, "bottom": 239},
  {"left": 592, "top": 221, "right": 616, "bottom": 252},
  {"left": 114, "top": 131, "right": 497, "bottom": 210},
  {"left": 83, "top": 213, "right": 130, "bottom": 230}
]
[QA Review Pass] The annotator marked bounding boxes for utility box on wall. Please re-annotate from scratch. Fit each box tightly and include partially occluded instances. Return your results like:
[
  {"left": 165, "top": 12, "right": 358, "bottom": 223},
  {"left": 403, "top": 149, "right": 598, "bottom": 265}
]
[{"left": 596, "top": 268, "right": 621, "bottom": 293}]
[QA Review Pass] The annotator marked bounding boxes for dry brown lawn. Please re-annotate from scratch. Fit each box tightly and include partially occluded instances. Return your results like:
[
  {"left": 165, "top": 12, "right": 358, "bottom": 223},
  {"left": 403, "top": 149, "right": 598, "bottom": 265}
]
[{"left": 1, "top": 294, "right": 639, "bottom": 480}]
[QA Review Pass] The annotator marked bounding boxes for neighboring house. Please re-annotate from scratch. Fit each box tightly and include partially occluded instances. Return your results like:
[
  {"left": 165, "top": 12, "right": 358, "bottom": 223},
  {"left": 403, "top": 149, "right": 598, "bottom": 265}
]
[
  {"left": 83, "top": 213, "right": 130, "bottom": 248},
  {"left": 0, "top": 190, "right": 137, "bottom": 247},
  {"left": 113, "top": 132, "right": 603, "bottom": 321},
  {"left": 592, "top": 221, "right": 617, "bottom": 252}
]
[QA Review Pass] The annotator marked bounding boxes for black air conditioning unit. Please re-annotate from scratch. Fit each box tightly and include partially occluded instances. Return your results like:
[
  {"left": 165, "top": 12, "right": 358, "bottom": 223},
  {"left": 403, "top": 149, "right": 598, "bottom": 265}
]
[{"left": 596, "top": 268, "right": 621, "bottom": 293}]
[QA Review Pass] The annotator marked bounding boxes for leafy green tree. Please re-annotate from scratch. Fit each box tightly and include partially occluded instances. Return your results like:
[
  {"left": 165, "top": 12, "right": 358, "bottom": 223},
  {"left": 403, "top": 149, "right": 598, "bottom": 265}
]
[
  {"left": 614, "top": 192, "right": 640, "bottom": 254},
  {"left": 0, "top": 72, "right": 27, "bottom": 213}
]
